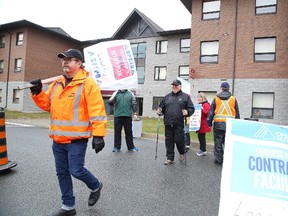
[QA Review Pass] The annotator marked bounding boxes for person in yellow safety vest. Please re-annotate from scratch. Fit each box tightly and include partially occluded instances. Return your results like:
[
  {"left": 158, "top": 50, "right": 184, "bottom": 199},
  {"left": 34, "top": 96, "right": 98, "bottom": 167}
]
[
  {"left": 29, "top": 49, "right": 107, "bottom": 216},
  {"left": 207, "top": 82, "right": 240, "bottom": 165}
]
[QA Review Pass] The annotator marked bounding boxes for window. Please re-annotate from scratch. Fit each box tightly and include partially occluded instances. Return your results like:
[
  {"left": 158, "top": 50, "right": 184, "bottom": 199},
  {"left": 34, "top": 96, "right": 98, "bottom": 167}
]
[
  {"left": 14, "top": 58, "right": 22, "bottom": 72},
  {"left": 199, "top": 91, "right": 217, "bottom": 104},
  {"left": 256, "top": 0, "right": 277, "bottom": 15},
  {"left": 0, "top": 89, "right": 2, "bottom": 103},
  {"left": 200, "top": 41, "right": 219, "bottom": 63},
  {"left": 180, "top": 38, "right": 190, "bottom": 53},
  {"left": 0, "top": 35, "right": 5, "bottom": 48},
  {"left": 0, "top": 60, "right": 4, "bottom": 73},
  {"left": 156, "top": 40, "right": 168, "bottom": 54},
  {"left": 152, "top": 97, "right": 164, "bottom": 110},
  {"left": 179, "top": 66, "right": 189, "bottom": 80},
  {"left": 16, "top": 32, "right": 24, "bottom": 46},
  {"left": 202, "top": 0, "right": 221, "bottom": 20},
  {"left": 154, "top": 67, "right": 167, "bottom": 81},
  {"left": 254, "top": 37, "right": 276, "bottom": 62},
  {"left": 252, "top": 92, "right": 274, "bottom": 118},
  {"left": 13, "top": 89, "right": 20, "bottom": 104},
  {"left": 131, "top": 43, "right": 146, "bottom": 84}
]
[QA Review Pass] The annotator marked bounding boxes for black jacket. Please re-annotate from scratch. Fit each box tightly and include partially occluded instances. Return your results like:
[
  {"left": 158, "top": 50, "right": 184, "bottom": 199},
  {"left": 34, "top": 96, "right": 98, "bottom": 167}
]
[{"left": 159, "top": 90, "right": 194, "bottom": 126}]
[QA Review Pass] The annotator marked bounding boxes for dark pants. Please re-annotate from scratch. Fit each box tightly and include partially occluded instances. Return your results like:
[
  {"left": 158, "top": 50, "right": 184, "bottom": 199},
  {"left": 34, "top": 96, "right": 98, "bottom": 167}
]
[
  {"left": 197, "top": 133, "right": 207, "bottom": 152},
  {"left": 213, "top": 128, "right": 226, "bottom": 163},
  {"left": 52, "top": 140, "right": 100, "bottom": 207},
  {"left": 165, "top": 124, "right": 185, "bottom": 161},
  {"left": 114, "top": 116, "right": 135, "bottom": 150}
]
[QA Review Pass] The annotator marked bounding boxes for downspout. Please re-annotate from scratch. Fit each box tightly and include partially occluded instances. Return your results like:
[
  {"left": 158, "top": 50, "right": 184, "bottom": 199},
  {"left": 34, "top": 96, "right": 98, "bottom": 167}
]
[
  {"left": 1, "top": 31, "right": 12, "bottom": 110},
  {"left": 232, "top": 0, "right": 239, "bottom": 95}
]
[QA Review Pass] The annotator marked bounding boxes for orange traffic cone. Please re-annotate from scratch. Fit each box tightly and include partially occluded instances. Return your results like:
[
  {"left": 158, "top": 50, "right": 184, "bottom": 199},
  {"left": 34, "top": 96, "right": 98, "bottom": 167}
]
[{"left": 0, "top": 112, "right": 17, "bottom": 171}]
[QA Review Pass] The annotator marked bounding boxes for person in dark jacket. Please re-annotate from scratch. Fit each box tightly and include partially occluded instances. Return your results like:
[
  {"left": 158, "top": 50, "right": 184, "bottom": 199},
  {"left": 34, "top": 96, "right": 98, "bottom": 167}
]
[
  {"left": 156, "top": 80, "right": 195, "bottom": 165},
  {"left": 108, "top": 89, "right": 139, "bottom": 152},
  {"left": 196, "top": 92, "right": 211, "bottom": 156},
  {"left": 207, "top": 82, "right": 240, "bottom": 165}
]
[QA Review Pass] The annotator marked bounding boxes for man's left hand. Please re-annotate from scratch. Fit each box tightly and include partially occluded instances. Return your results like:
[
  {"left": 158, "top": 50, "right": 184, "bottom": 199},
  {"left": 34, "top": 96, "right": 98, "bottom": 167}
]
[{"left": 92, "top": 136, "right": 105, "bottom": 154}]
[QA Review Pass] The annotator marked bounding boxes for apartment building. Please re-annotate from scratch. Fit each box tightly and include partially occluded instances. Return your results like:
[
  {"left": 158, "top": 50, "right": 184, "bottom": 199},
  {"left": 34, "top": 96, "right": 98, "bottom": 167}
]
[
  {"left": 1, "top": 2, "right": 287, "bottom": 126},
  {"left": 0, "top": 20, "right": 109, "bottom": 112},
  {"left": 181, "top": 0, "right": 288, "bottom": 125},
  {"left": 108, "top": 8, "right": 191, "bottom": 117},
  {"left": 0, "top": 9, "right": 191, "bottom": 118}
]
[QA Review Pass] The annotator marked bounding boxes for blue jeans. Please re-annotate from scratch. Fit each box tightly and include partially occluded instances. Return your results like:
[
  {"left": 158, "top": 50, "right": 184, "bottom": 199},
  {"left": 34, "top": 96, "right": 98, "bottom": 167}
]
[{"left": 52, "top": 140, "right": 100, "bottom": 207}]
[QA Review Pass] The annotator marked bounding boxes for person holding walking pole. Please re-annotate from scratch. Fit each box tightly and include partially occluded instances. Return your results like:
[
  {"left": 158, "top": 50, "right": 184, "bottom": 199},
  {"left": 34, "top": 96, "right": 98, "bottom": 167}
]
[
  {"left": 29, "top": 49, "right": 107, "bottom": 216},
  {"left": 156, "top": 79, "right": 194, "bottom": 165}
]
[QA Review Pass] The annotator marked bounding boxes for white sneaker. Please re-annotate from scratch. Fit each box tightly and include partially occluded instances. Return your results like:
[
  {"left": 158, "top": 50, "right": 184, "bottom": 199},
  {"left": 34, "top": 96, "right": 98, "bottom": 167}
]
[
  {"left": 164, "top": 159, "right": 174, "bottom": 165},
  {"left": 196, "top": 150, "right": 207, "bottom": 156}
]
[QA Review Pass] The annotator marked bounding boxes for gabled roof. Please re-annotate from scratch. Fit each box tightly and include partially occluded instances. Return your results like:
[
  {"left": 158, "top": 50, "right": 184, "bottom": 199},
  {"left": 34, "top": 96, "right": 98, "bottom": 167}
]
[
  {"left": 47, "top": 27, "right": 71, "bottom": 37},
  {"left": 112, "top": 8, "right": 164, "bottom": 39},
  {"left": 158, "top": 28, "right": 191, "bottom": 36},
  {"left": 0, "top": 20, "right": 81, "bottom": 43},
  {"left": 180, "top": 0, "right": 192, "bottom": 13}
]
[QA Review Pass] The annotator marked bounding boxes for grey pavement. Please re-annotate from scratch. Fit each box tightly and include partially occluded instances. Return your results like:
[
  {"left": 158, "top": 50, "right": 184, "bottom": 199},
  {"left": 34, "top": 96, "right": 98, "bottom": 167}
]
[{"left": 0, "top": 120, "right": 221, "bottom": 216}]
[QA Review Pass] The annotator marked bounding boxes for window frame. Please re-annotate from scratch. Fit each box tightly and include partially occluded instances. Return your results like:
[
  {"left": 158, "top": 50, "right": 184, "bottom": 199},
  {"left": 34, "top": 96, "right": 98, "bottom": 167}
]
[
  {"left": 14, "top": 58, "right": 22, "bottom": 72},
  {"left": 0, "top": 60, "right": 4, "bottom": 73},
  {"left": 0, "top": 35, "right": 5, "bottom": 48},
  {"left": 254, "top": 37, "right": 276, "bottom": 62},
  {"left": 255, "top": 0, "right": 277, "bottom": 15},
  {"left": 152, "top": 97, "right": 164, "bottom": 110},
  {"left": 178, "top": 65, "right": 189, "bottom": 80},
  {"left": 180, "top": 38, "right": 190, "bottom": 53},
  {"left": 13, "top": 89, "right": 20, "bottom": 104},
  {"left": 251, "top": 92, "right": 274, "bottom": 119},
  {"left": 155, "top": 40, "right": 168, "bottom": 54},
  {"left": 16, "top": 32, "right": 24, "bottom": 46},
  {"left": 154, "top": 66, "right": 167, "bottom": 81},
  {"left": 131, "top": 42, "right": 146, "bottom": 84},
  {"left": 200, "top": 40, "right": 219, "bottom": 64},
  {"left": 202, "top": 0, "right": 221, "bottom": 20}
]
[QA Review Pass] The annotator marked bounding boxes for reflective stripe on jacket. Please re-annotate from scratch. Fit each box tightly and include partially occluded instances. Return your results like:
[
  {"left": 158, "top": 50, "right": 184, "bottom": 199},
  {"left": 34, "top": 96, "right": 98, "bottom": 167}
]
[
  {"left": 213, "top": 96, "right": 236, "bottom": 122},
  {"left": 31, "top": 69, "right": 107, "bottom": 143}
]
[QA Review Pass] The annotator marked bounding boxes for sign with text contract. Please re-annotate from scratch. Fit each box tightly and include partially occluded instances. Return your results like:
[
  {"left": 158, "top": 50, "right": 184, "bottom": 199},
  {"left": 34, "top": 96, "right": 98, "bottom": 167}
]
[{"left": 218, "top": 118, "right": 288, "bottom": 216}]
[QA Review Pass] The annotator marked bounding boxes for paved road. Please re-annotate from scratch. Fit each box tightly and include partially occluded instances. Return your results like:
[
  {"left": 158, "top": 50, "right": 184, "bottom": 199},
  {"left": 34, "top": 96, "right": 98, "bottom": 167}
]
[{"left": 0, "top": 123, "right": 222, "bottom": 216}]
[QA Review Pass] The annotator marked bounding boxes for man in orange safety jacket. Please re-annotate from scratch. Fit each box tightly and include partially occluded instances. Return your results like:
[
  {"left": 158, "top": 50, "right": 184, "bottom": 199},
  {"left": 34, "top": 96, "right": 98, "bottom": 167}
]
[
  {"left": 207, "top": 82, "right": 240, "bottom": 165},
  {"left": 29, "top": 49, "right": 107, "bottom": 216}
]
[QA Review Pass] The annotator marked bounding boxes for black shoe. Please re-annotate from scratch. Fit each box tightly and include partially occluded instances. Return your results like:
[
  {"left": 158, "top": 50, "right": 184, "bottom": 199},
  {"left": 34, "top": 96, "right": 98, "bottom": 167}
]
[
  {"left": 88, "top": 181, "right": 103, "bottom": 206},
  {"left": 52, "top": 208, "right": 76, "bottom": 216},
  {"left": 214, "top": 159, "right": 223, "bottom": 165}
]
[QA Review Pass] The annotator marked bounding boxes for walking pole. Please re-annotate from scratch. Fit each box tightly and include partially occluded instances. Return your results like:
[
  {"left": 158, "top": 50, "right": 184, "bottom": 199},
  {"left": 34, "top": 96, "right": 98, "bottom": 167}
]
[
  {"left": 184, "top": 117, "right": 187, "bottom": 166},
  {"left": 155, "top": 116, "right": 160, "bottom": 160}
]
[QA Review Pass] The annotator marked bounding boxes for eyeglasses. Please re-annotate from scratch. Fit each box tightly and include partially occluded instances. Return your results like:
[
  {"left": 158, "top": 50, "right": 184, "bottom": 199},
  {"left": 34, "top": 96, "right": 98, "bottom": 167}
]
[{"left": 61, "top": 57, "right": 79, "bottom": 63}]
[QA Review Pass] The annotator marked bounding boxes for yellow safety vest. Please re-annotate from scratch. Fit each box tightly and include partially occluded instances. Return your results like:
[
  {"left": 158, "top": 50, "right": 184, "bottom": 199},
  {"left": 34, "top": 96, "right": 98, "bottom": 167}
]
[
  {"left": 214, "top": 96, "right": 236, "bottom": 122},
  {"left": 31, "top": 69, "right": 107, "bottom": 143}
]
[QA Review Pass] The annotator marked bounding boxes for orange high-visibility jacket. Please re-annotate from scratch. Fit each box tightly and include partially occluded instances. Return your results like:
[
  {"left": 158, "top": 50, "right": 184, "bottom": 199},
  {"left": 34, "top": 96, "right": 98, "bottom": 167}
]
[
  {"left": 31, "top": 69, "right": 107, "bottom": 143},
  {"left": 213, "top": 96, "right": 236, "bottom": 123}
]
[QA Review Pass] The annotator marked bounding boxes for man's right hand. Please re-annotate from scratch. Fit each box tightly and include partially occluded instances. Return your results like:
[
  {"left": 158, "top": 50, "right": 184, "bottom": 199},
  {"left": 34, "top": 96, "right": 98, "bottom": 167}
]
[
  {"left": 30, "top": 79, "right": 42, "bottom": 95},
  {"left": 156, "top": 108, "right": 163, "bottom": 116}
]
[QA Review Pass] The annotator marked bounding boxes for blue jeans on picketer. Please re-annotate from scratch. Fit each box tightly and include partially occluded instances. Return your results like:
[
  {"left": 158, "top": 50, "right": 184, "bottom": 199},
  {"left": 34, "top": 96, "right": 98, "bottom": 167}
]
[{"left": 52, "top": 140, "right": 100, "bottom": 207}]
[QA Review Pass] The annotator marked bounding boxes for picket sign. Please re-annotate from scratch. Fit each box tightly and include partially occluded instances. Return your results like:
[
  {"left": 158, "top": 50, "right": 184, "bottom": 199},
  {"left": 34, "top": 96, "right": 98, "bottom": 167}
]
[
  {"left": 83, "top": 39, "right": 138, "bottom": 91},
  {"left": 218, "top": 119, "right": 288, "bottom": 216},
  {"left": 189, "top": 104, "right": 202, "bottom": 131}
]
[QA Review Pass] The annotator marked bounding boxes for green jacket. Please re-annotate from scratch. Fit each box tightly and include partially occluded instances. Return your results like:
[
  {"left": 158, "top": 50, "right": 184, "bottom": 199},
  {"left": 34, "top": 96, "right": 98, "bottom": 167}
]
[{"left": 108, "top": 90, "right": 137, "bottom": 117}]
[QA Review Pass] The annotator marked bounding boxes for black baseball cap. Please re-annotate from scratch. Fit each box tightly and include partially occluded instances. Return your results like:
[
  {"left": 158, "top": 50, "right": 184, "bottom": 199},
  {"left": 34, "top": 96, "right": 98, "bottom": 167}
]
[
  {"left": 171, "top": 79, "right": 182, "bottom": 86},
  {"left": 57, "top": 49, "right": 84, "bottom": 62}
]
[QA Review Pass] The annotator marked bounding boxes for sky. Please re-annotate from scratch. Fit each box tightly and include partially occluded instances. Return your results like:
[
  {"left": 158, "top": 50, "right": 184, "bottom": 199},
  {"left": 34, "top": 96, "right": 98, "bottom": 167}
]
[{"left": 0, "top": 0, "right": 191, "bottom": 41}]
